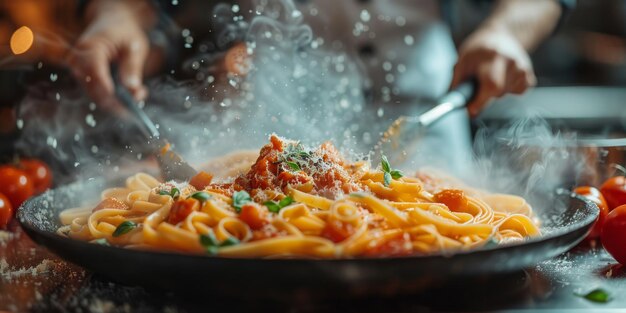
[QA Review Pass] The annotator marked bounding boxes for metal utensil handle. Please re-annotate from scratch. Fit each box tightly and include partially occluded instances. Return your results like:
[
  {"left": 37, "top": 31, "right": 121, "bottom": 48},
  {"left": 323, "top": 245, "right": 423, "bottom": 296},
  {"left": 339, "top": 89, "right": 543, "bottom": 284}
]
[
  {"left": 111, "top": 67, "right": 160, "bottom": 139},
  {"left": 418, "top": 78, "right": 477, "bottom": 127}
]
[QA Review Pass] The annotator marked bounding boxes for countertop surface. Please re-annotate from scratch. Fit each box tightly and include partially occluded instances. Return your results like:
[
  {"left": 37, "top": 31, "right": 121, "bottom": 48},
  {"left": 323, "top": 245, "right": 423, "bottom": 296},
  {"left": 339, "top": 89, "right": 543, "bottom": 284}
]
[{"left": 1, "top": 223, "right": 626, "bottom": 313}]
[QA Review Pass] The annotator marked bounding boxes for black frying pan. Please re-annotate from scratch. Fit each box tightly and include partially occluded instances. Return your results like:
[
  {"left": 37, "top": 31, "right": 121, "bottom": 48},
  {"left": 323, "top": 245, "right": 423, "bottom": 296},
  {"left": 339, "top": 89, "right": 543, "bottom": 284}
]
[{"left": 17, "top": 176, "right": 598, "bottom": 298}]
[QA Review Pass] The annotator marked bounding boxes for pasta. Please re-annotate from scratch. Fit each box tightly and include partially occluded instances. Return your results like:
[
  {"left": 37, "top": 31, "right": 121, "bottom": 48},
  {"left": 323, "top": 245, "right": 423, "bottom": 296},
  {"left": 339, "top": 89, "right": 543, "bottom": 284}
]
[{"left": 58, "top": 135, "right": 540, "bottom": 258}]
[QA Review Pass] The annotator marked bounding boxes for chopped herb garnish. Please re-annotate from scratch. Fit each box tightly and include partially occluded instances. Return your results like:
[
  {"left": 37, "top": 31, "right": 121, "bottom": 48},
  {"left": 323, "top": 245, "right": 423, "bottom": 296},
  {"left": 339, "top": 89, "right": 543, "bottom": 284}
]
[
  {"left": 349, "top": 193, "right": 366, "bottom": 198},
  {"left": 221, "top": 237, "right": 240, "bottom": 247},
  {"left": 232, "top": 190, "right": 252, "bottom": 213},
  {"left": 264, "top": 196, "right": 294, "bottom": 213},
  {"left": 278, "top": 196, "right": 294, "bottom": 207},
  {"left": 112, "top": 221, "right": 137, "bottom": 237},
  {"left": 199, "top": 233, "right": 240, "bottom": 255},
  {"left": 199, "top": 233, "right": 219, "bottom": 247},
  {"left": 285, "top": 161, "right": 301, "bottom": 171},
  {"left": 383, "top": 172, "right": 392, "bottom": 187},
  {"left": 158, "top": 187, "right": 181, "bottom": 199},
  {"left": 275, "top": 142, "right": 311, "bottom": 171},
  {"left": 576, "top": 288, "right": 611, "bottom": 303},
  {"left": 483, "top": 237, "right": 499, "bottom": 248},
  {"left": 264, "top": 201, "right": 281, "bottom": 213},
  {"left": 390, "top": 170, "right": 403, "bottom": 179},
  {"left": 381, "top": 155, "right": 403, "bottom": 187},
  {"left": 191, "top": 191, "right": 212, "bottom": 203},
  {"left": 93, "top": 238, "right": 110, "bottom": 246}
]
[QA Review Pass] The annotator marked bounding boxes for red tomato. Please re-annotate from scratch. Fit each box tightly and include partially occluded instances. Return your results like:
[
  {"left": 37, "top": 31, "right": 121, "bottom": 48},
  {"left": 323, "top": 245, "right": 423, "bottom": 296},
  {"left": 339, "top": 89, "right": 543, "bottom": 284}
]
[
  {"left": 0, "top": 192, "right": 13, "bottom": 228},
  {"left": 321, "top": 219, "right": 355, "bottom": 243},
  {"left": 574, "top": 186, "right": 609, "bottom": 239},
  {"left": 363, "top": 233, "right": 413, "bottom": 257},
  {"left": 239, "top": 203, "right": 269, "bottom": 230},
  {"left": 434, "top": 189, "right": 468, "bottom": 212},
  {"left": 0, "top": 166, "right": 34, "bottom": 208},
  {"left": 600, "top": 176, "right": 626, "bottom": 210},
  {"left": 601, "top": 204, "right": 626, "bottom": 264},
  {"left": 19, "top": 158, "right": 52, "bottom": 194},
  {"left": 167, "top": 199, "right": 200, "bottom": 225},
  {"left": 189, "top": 171, "right": 213, "bottom": 190}
]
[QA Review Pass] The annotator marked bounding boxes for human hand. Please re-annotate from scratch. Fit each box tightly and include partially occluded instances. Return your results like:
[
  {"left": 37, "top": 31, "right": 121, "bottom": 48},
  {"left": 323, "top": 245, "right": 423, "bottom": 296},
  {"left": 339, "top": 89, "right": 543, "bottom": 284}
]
[
  {"left": 67, "top": 0, "right": 154, "bottom": 106},
  {"left": 451, "top": 25, "right": 536, "bottom": 117}
]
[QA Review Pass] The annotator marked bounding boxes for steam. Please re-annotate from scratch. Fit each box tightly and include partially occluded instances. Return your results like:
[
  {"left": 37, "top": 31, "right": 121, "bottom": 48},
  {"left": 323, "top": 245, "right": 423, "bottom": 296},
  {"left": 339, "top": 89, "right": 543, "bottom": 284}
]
[
  {"left": 13, "top": 0, "right": 590, "bottom": 214},
  {"left": 469, "top": 115, "right": 587, "bottom": 208}
]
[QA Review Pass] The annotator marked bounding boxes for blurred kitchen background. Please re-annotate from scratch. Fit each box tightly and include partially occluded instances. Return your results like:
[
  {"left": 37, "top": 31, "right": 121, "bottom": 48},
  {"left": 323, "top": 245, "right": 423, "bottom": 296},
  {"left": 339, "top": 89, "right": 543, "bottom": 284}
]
[{"left": 0, "top": 0, "right": 625, "bottom": 185}]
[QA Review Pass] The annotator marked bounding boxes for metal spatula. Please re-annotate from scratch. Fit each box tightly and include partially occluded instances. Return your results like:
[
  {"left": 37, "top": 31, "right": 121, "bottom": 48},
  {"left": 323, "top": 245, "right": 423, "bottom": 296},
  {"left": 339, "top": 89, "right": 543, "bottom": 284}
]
[
  {"left": 374, "top": 79, "right": 477, "bottom": 164},
  {"left": 113, "top": 77, "right": 198, "bottom": 182}
]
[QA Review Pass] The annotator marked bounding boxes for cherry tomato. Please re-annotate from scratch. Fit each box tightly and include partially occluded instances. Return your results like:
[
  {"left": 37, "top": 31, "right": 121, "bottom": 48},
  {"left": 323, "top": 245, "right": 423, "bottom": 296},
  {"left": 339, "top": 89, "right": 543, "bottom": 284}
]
[
  {"left": 0, "top": 166, "right": 34, "bottom": 208},
  {"left": 239, "top": 203, "right": 269, "bottom": 230},
  {"left": 601, "top": 204, "right": 626, "bottom": 264},
  {"left": 574, "top": 186, "right": 609, "bottom": 239},
  {"left": 0, "top": 192, "right": 13, "bottom": 228},
  {"left": 19, "top": 158, "right": 52, "bottom": 194},
  {"left": 167, "top": 199, "right": 200, "bottom": 225},
  {"left": 600, "top": 176, "right": 626, "bottom": 210},
  {"left": 189, "top": 171, "right": 213, "bottom": 190}
]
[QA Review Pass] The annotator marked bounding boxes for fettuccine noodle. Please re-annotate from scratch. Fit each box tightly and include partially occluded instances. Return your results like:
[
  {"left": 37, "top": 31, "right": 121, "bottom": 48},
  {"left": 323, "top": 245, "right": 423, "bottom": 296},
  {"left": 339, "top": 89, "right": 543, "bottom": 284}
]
[{"left": 58, "top": 136, "right": 540, "bottom": 258}]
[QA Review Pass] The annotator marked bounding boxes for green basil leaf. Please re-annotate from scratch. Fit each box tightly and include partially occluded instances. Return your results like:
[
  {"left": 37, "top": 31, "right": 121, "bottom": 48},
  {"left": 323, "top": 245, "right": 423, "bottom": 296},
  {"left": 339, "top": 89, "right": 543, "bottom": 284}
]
[
  {"left": 264, "top": 201, "right": 281, "bottom": 213},
  {"left": 170, "top": 187, "right": 180, "bottom": 198},
  {"left": 232, "top": 190, "right": 252, "bottom": 213},
  {"left": 286, "top": 161, "right": 300, "bottom": 171},
  {"left": 278, "top": 196, "right": 294, "bottom": 208},
  {"left": 206, "top": 245, "right": 219, "bottom": 256},
  {"left": 381, "top": 155, "right": 391, "bottom": 173},
  {"left": 576, "top": 288, "right": 611, "bottom": 303},
  {"left": 158, "top": 190, "right": 170, "bottom": 196},
  {"left": 191, "top": 191, "right": 212, "bottom": 203},
  {"left": 112, "top": 221, "right": 137, "bottom": 237},
  {"left": 220, "top": 237, "right": 240, "bottom": 247},
  {"left": 199, "top": 233, "right": 219, "bottom": 247},
  {"left": 383, "top": 172, "right": 392, "bottom": 187},
  {"left": 390, "top": 169, "right": 403, "bottom": 179}
]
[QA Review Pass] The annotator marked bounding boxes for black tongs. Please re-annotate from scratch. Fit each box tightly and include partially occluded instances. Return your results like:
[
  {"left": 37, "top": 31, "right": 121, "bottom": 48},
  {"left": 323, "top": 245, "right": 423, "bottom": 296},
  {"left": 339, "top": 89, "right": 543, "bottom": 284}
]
[{"left": 112, "top": 73, "right": 197, "bottom": 182}]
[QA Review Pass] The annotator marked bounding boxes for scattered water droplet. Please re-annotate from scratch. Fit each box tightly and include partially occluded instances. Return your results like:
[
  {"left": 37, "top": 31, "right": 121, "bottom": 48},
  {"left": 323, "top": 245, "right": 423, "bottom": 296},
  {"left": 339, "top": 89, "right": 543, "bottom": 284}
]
[
  {"left": 377, "top": 107, "right": 384, "bottom": 117},
  {"left": 49, "top": 73, "right": 58, "bottom": 82},
  {"left": 181, "top": 29, "right": 190, "bottom": 37},
  {"left": 232, "top": 4, "right": 240, "bottom": 13},
  {"left": 404, "top": 35, "right": 414, "bottom": 46},
  {"left": 16, "top": 119, "right": 23, "bottom": 129},
  {"left": 91, "top": 145, "right": 99, "bottom": 153},
  {"left": 55, "top": 93, "right": 61, "bottom": 101},
  {"left": 85, "top": 114, "right": 96, "bottom": 127},
  {"left": 360, "top": 10, "right": 371, "bottom": 22},
  {"left": 395, "top": 16, "right": 406, "bottom": 27}
]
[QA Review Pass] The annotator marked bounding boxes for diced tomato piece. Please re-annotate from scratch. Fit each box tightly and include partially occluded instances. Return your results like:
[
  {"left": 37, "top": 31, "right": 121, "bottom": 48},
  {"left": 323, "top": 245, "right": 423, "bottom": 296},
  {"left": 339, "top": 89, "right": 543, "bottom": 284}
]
[
  {"left": 239, "top": 203, "right": 270, "bottom": 230},
  {"left": 189, "top": 171, "right": 213, "bottom": 190},
  {"left": 434, "top": 189, "right": 468, "bottom": 212},
  {"left": 92, "top": 198, "right": 128, "bottom": 212},
  {"left": 363, "top": 233, "right": 413, "bottom": 257},
  {"left": 321, "top": 219, "right": 355, "bottom": 243},
  {"left": 168, "top": 199, "right": 200, "bottom": 224},
  {"left": 270, "top": 135, "right": 283, "bottom": 151}
]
